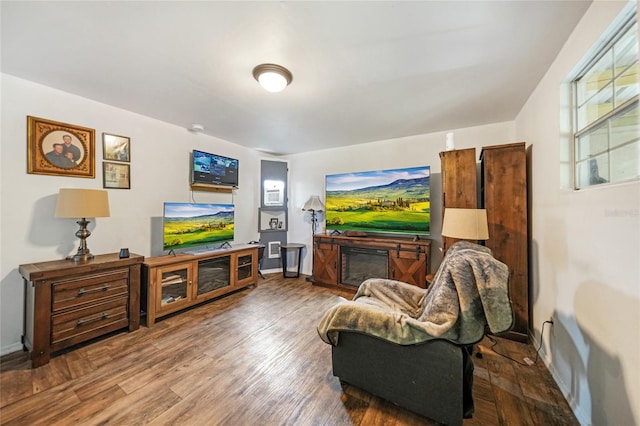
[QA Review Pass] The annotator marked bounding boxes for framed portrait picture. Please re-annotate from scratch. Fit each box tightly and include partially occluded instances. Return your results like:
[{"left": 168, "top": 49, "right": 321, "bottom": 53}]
[
  {"left": 102, "top": 133, "right": 130, "bottom": 162},
  {"left": 27, "top": 116, "right": 95, "bottom": 178},
  {"left": 103, "top": 161, "right": 131, "bottom": 189}
]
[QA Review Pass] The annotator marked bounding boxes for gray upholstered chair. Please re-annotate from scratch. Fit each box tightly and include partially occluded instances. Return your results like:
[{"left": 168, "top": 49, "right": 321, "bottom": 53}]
[{"left": 317, "top": 241, "right": 513, "bottom": 426}]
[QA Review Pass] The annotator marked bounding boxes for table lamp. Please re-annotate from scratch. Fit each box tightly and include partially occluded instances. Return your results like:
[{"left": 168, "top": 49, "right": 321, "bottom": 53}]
[
  {"left": 441, "top": 208, "right": 489, "bottom": 252},
  {"left": 55, "top": 188, "right": 110, "bottom": 262}
]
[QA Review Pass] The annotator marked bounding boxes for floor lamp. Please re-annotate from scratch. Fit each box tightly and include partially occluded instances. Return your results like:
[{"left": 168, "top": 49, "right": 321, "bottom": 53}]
[
  {"left": 303, "top": 195, "right": 325, "bottom": 281},
  {"left": 441, "top": 207, "right": 489, "bottom": 257},
  {"left": 441, "top": 207, "right": 489, "bottom": 360}
]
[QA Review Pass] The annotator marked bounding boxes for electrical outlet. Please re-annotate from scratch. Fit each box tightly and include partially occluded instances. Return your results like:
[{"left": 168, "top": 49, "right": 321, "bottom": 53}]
[{"left": 549, "top": 316, "right": 555, "bottom": 337}]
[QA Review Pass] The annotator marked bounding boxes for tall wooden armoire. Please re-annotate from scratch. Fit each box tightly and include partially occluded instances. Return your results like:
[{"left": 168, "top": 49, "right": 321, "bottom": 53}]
[
  {"left": 481, "top": 142, "right": 529, "bottom": 342},
  {"left": 440, "top": 148, "right": 477, "bottom": 254}
]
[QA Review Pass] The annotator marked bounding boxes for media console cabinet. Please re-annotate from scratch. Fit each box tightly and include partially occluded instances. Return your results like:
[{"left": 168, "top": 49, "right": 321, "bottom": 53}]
[
  {"left": 312, "top": 234, "right": 431, "bottom": 291},
  {"left": 19, "top": 253, "right": 144, "bottom": 368},
  {"left": 142, "top": 245, "right": 259, "bottom": 326}
]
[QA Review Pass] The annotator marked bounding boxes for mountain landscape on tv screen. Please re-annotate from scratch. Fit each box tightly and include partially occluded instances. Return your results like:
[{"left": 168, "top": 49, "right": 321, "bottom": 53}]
[
  {"left": 163, "top": 208, "right": 234, "bottom": 250},
  {"left": 326, "top": 170, "right": 430, "bottom": 234}
]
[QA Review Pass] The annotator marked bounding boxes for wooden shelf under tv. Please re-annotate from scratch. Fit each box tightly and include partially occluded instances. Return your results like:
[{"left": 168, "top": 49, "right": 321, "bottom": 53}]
[
  {"left": 312, "top": 234, "right": 431, "bottom": 291},
  {"left": 190, "top": 183, "right": 237, "bottom": 193},
  {"left": 141, "top": 245, "right": 258, "bottom": 326}
]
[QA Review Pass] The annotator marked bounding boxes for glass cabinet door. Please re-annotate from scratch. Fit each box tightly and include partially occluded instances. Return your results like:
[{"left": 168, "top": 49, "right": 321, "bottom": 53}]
[
  {"left": 157, "top": 266, "right": 191, "bottom": 310},
  {"left": 237, "top": 253, "right": 254, "bottom": 284},
  {"left": 197, "top": 256, "right": 230, "bottom": 297}
]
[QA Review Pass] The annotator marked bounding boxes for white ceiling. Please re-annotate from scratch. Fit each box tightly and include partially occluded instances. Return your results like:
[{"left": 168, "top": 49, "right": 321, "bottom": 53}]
[{"left": 1, "top": 1, "right": 591, "bottom": 155}]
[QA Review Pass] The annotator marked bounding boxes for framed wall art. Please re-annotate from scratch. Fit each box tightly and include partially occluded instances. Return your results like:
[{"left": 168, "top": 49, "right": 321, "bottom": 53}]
[
  {"left": 27, "top": 116, "right": 95, "bottom": 178},
  {"left": 102, "top": 133, "right": 130, "bottom": 162},
  {"left": 103, "top": 161, "right": 131, "bottom": 189}
]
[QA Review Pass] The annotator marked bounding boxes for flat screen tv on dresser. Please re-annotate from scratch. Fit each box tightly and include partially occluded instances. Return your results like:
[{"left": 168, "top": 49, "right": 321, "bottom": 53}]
[
  {"left": 163, "top": 202, "right": 234, "bottom": 253},
  {"left": 325, "top": 165, "right": 431, "bottom": 236}
]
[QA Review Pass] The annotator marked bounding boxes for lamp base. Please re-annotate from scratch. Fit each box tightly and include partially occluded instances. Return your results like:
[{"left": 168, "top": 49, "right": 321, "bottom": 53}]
[
  {"left": 67, "top": 218, "right": 94, "bottom": 262},
  {"left": 67, "top": 252, "right": 95, "bottom": 263}
]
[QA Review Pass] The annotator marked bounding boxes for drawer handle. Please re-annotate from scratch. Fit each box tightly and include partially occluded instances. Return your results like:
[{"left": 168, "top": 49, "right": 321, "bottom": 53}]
[
  {"left": 77, "top": 312, "right": 110, "bottom": 327},
  {"left": 78, "top": 284, "right": 110, "bottom": 296}
]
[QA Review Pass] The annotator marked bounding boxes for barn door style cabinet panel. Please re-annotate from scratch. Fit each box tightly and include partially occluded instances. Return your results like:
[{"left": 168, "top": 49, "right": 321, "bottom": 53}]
[
  {"left": 19, "top": 253, "right": 144, "bottom": 368},
  {"left": 313, "top": 234, "right": 431, "bottom": 291},
  {"left": 313, "top": 237, "right": 340, "bottom": 286},
  {"left": 481, "top": 142, "right": 529, "bottom": 342},
  {"left": 440, "top": 148, "right": 478, "bottom": 253},
  {"left": 142, "top": 245, "right": 258, "bottom": 326}
]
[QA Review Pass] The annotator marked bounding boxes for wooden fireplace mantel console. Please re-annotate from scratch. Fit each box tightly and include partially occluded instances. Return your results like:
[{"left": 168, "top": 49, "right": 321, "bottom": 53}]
[{"left": 312, "top": 234, "right": 431, "bottom": 291}]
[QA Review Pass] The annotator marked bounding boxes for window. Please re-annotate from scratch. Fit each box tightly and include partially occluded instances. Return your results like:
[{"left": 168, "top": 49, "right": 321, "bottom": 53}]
[{"left": 572, "top": 14, "right": 639, "bottom": 189}]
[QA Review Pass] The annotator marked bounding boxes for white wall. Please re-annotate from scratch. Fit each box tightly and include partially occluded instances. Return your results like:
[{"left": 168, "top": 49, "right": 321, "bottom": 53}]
[
  {"left": 284, "top": 122, "right": 516, "bottom": 275},
  {"left": 0, "top": 74, "right": 264, "bottom": 354},
  {"left": 515, "top": 1, "right": 639, "bottom": 424}
]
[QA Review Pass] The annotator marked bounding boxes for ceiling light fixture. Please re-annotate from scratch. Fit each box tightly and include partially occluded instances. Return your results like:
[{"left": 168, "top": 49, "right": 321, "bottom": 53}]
[
  {"left": 189, "top": 124, "right": 204, "bottom": 134},
  {"left": 252, "top": 63, "right": 293, "bottom": 93}
]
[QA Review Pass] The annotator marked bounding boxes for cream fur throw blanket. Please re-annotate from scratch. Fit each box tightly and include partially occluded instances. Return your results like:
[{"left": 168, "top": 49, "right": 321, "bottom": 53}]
[{"left": 317, "top": 241, "right": 513, "bottom": 346}]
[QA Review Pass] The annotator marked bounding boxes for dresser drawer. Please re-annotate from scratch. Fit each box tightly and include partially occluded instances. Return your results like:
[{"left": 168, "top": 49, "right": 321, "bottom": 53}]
[
  {"left": 52, "top": 269, "right": 129, "bottom": 312},
  {"left": 51, "top": 296, "right": 128, "bottom": 351}
]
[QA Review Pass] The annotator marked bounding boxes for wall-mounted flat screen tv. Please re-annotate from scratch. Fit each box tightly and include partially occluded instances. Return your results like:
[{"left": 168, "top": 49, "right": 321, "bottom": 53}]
[
  {"left": 325, "top": 165, "right": 430, "bottom": 235},
  {"left": 191, "top": 150, "right": 239, "bottom": 187},
  {"left": 163, "top": 202, "right": 235, "bottom": 251}
]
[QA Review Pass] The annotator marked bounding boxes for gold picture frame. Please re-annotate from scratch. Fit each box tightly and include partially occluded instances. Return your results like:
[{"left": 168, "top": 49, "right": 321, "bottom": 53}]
[
  {"left": 102, "top": 133, "right": 130, "bottom": 162},
  {"left": 27, "top": 116, "right": 95, "bottom": 178},
  {"left": 103, "top": 161, "right": 131, "bottom": 189}
]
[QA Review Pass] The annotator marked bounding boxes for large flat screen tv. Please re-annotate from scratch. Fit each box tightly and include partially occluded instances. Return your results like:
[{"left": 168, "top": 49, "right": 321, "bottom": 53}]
[
  {"left": 325, "top": 165, "right": 430, "bottom": 235},
  {"left": 163, "top": 202, "right": 235, "bottom": 251},
  {"left": 191, "top": 150, "right": 239, "bottom": 187}
]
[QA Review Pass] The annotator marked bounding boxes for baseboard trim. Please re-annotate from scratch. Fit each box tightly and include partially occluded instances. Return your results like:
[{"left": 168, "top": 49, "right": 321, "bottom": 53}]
[
  {"left": 1, "top": 342, "right": 24, "bottom": 357},
  {"left": 539, "top": 344, "right": 590, "bottom": 425}
]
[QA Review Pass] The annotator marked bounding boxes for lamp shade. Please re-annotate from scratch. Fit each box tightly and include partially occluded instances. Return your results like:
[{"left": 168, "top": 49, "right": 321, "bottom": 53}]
[
  {"left": 302, "top": 195, "right": 325, "bottom": 212},
  {"left": 55, "top": 189, "right": 110, "bottom": 218},
  {"left": 441, "top": 208, "right": 489, "bottom": 240}
]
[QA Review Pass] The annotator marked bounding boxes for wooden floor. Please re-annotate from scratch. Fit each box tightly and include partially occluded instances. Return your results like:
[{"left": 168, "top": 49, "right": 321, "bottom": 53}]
[{"left": 1, "top": 274, "right": 578, "bottom": 425}]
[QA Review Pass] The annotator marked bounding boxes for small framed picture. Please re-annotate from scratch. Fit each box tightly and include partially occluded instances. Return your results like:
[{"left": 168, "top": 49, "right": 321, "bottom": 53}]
[
  {"left": 102, "top": 133, "right": 130, "bottom": 162},
  {"left": 27, "top": 116, "right": 95, "bottom": 178},
  {"left": 103, "top": 161, "right": 130, "bottom": 189}
]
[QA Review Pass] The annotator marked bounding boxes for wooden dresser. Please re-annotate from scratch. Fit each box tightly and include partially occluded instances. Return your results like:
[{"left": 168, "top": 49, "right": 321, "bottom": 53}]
[{"left": 19, "top": 253, "right": 143, "bottom": 368}]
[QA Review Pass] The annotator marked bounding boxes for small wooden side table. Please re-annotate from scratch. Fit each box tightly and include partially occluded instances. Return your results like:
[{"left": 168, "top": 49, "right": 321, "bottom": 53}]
[{"left": 280, "top": 243, "right": 305, "bottom": 278}]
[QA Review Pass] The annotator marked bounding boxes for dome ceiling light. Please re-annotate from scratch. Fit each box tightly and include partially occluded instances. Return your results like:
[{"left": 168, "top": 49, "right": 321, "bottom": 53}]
[
  {"left": 189, "top": 124, "right": 204, "bottom": 134},
  {"left": 252, "top": 63, "right": 293, "bottom": 93}
]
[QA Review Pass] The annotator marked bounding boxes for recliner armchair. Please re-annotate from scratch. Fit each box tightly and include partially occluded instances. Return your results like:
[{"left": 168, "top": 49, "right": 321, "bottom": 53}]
[{"left": 317, "top": 241, "right": 513, "bottom": 425}]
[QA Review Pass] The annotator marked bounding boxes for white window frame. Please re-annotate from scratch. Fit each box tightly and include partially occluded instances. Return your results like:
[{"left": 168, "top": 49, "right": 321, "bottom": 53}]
[{"left": 570, "top": 10, "right": 639, "bottom": 190}]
